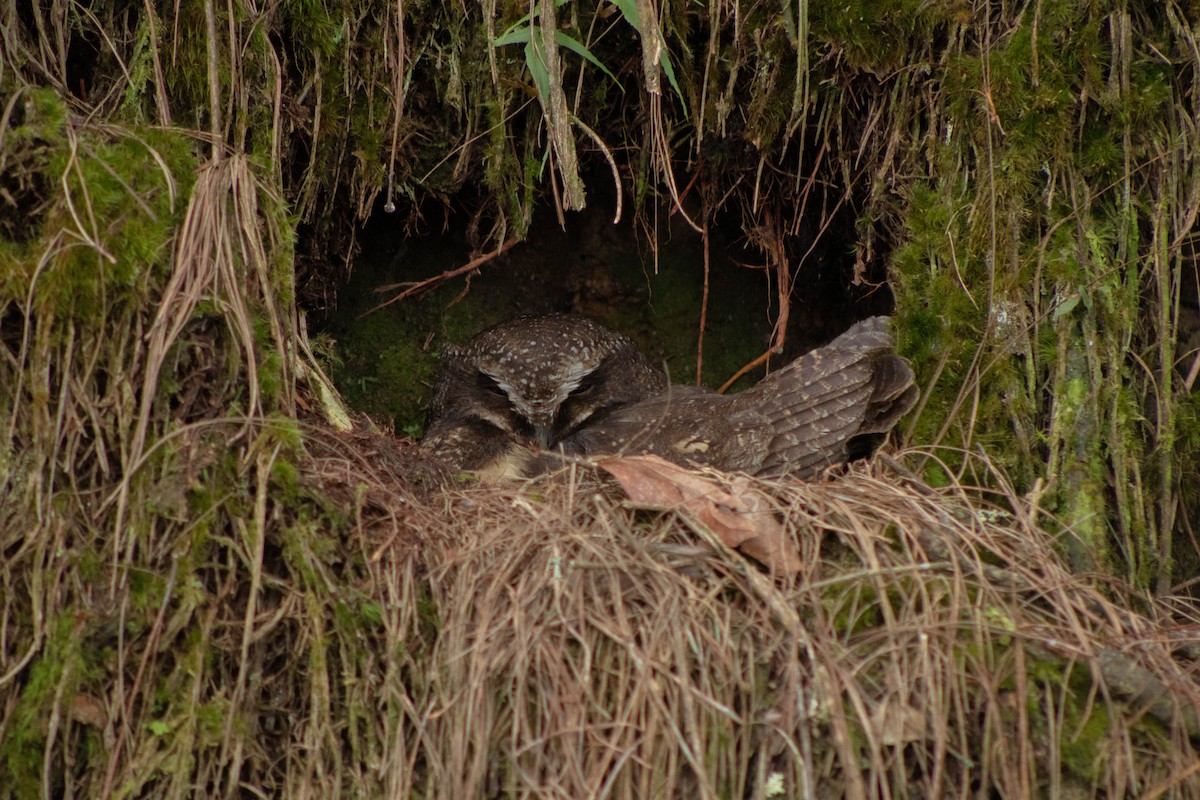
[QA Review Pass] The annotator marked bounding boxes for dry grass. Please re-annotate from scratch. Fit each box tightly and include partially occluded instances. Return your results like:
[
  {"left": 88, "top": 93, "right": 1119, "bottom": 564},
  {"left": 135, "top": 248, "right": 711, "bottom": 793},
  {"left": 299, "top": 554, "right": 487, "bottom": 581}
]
[
  {"left": 3, "top": 366, "right": 1200, "bottom": 798},
  {"left": 338, "top": 443, "right": 1200, "bottom": 799}
]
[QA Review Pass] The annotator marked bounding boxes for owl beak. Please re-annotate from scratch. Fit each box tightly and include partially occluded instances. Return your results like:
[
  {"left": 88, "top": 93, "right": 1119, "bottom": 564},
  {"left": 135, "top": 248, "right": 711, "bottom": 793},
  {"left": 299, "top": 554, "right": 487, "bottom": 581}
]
[{"left": 534, "top": 423, "right": 554, "bottom": 450}]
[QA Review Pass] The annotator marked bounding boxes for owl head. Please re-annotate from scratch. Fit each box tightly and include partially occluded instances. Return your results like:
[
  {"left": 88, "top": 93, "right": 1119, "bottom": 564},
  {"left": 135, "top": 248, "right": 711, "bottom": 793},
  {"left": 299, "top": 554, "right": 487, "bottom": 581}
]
[{"left": 423, "top": 315, "right": 666, "bottom": 466}]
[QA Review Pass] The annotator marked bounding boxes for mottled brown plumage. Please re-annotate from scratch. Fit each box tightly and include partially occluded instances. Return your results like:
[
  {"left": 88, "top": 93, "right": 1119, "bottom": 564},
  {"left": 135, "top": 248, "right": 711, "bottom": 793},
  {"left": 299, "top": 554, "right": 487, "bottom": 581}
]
[
  {"left": 561, "top": 317, "right": 917, "bottom": 479},
  {"left": 420, "top": 314, "right": 667, "bottom": 477}
]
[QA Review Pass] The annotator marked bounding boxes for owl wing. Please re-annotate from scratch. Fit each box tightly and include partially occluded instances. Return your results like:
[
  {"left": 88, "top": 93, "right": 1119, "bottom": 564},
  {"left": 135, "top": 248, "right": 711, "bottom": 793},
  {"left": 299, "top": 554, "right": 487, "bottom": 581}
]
[
  {"left": 561, "top": 376, "right": 854, "bottom": 478},
  {"left": 559, "top": 387, "right": 727, "bottom": 462},
  {"left": 420, "top": 417, "right": 526, "bottom": 475},
  {"left": 735, "top": 316, "right": 916, "bottom": 478},
  {"left": 562, "top": 317, "right": 916, "bottom": 480},
  {"left": 735, "top": 356, "right": 876, "bottom": 478}
]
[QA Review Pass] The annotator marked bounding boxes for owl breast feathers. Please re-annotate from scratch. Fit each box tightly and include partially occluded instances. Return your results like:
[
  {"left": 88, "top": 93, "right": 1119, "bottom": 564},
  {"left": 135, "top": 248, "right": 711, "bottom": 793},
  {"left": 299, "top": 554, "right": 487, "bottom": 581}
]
[{"left": 420, "top": 314, "right": 917, "bottom": 481}]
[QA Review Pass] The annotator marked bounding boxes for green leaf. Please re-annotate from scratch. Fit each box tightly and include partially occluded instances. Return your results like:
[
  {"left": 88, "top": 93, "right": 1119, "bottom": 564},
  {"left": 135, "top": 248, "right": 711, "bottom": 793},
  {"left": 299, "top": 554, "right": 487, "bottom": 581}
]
[
  {"left": 492, "top": 27, "right": 533, "bottom": 47},
  {"left": 606, "top": 0, "right": 687, "bottom": 116},
  {"left": 556, "top": 32, "right": 616, "bottom": 83},
  {"left": 492, "top": 0, "right": 574, "bottom": 44},
  {"left": 659, "top": 48, "right": 687, "bottom": 117},
  {"left": 611, "top": 0, "right": 640, "bottom": 32},
  {"left": 495, "top": 28, "right": 619, "bottom": 92},
  {"left": 1052, "top": 294, "right": 1080, "bottom": 320},
  {"left": 523, "top": 39, "right": 551, "bottom": 104}
]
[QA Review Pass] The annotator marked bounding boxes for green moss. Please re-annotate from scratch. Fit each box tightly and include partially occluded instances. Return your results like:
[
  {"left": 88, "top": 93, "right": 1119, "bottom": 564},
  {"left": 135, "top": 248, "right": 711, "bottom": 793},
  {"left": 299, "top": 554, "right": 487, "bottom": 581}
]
[
  {"left": 195, "top": 700, "right": 226, "bottom": 742},
  {"left": 270, "top": 457, "right": 303, "bottom": 502},
  {"left": 128, "top": 568, "right": 168, "bottom": 617},
  {"left": 415, "top": 583, "right": 441, "bottom": 637},
  {"left": 253, "top": 313, "right": 288, "bottom": 406},
  {"left": 1022, "top": 657, "right": 1124, "bottom": 783},
  {"left": 8, "top": 122, "right": 196, "bottom": 326},
  {"left": 823, "top": 583, "right": 883, "bottom": 636},
  {"left": 0, "top": 613, "right": 97, "bottom": 795},
  {"left": 329, "top": 308, "right": 439, "bottom": 432}
]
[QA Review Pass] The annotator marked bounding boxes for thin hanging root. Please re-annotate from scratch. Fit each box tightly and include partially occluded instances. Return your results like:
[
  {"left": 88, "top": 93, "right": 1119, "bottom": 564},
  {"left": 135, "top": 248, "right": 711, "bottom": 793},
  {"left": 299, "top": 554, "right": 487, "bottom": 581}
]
[
  {"left": 573, "top": 116, "right": 623, "bottom": 224},
  {"left": 364, "top": 237, "right": 520, "bottom": 316}
]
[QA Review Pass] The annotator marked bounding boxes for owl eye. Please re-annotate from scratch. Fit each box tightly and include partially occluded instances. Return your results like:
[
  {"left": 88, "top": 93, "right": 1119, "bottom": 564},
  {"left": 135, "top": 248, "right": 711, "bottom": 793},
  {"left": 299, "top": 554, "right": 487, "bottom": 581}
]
[
  {"left": 476, "top": 373, "right": 509, "bottom": 398},
  {"left": 571, "top": 375, "right": 601, "bottom": 399}
]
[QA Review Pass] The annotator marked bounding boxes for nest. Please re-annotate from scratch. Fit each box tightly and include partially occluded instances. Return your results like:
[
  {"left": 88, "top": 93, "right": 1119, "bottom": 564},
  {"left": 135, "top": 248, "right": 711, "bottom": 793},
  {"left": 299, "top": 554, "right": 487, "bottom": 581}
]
[
  {"left": 14, "top": 417, "right": 1191, "bottom": 798},
  {"left": 374, "top": 450, "right": 1200, "bottom": 799}
]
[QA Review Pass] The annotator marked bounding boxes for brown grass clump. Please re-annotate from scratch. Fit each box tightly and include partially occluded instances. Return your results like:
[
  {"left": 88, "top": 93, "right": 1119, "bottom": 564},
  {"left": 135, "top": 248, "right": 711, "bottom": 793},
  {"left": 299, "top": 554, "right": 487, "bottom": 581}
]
[
  {"left": 5, "top": 357, "right": 1197, "bottom": 787},
  {"left": 4, "top": 401, "right": 1200, "bottom": 798},
  {"left": 357, "top": 448, "right": 1200, "bottom": 799}
]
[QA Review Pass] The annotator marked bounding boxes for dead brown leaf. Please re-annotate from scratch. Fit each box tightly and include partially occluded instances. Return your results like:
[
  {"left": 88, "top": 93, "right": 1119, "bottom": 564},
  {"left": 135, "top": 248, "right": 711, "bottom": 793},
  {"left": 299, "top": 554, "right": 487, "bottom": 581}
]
[
  {"left": 597, "top": 454, "right": 803, "bottom": 573},
  {"left": 871, "top": 698, "right": 927, "bottom": 746},
  {"left": 70, "top": 693, "right": 108, "bottom": 728}
]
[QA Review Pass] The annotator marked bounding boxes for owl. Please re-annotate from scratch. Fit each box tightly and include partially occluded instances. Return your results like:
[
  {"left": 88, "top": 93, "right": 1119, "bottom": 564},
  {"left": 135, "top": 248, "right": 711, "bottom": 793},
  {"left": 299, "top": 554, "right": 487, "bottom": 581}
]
[
  {"left": 420, "top": 314, "right": 667, "bottom": 478},
  {"left": 560, "top": 317, "right": 917, "bottom": 479}
]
